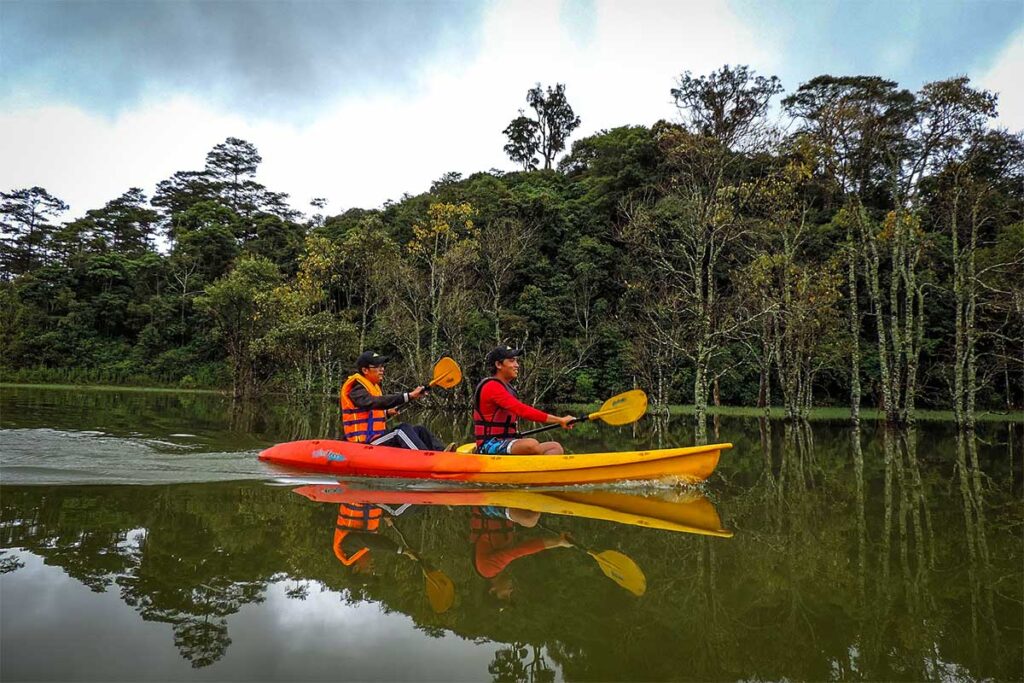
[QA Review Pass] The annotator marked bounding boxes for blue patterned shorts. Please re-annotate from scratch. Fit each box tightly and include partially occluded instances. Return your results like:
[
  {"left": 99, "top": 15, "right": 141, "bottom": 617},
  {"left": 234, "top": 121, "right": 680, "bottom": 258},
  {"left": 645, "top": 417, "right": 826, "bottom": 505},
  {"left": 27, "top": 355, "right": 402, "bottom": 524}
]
[{"left": 478, "top": 437, "right": 517, "bottom": 455}]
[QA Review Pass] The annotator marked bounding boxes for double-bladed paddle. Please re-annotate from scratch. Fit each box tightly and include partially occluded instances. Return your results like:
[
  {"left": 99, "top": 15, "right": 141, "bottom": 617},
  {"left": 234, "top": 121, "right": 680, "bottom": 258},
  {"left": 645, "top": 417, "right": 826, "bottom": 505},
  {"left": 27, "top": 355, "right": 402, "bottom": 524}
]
[
  {"left": 539, "top": 523, "right": 646, "bottom": 596},
  {"left": 385, "top": 517, "right": 455, "bottom": 613},
  {"left": 455, "top": 389, "right": 648, "bottom": 453},
  {"left": 390, "top": 357, "right": 462, "bottom": 418}
]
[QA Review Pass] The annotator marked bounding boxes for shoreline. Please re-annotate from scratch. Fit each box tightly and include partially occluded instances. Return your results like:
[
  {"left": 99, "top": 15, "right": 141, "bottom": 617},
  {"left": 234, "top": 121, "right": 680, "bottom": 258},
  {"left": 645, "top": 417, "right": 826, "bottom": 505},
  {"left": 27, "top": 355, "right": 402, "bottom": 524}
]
[{"left": 4, "top": 382, "right": 1022, "bottom": 423}]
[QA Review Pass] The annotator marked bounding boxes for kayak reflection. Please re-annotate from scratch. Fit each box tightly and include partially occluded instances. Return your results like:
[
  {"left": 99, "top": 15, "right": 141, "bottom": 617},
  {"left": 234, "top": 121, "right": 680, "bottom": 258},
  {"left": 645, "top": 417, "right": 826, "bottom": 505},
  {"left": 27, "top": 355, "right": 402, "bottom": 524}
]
[
  {"left": 296, "top": 483, "right": 734, "bottom": 537},
  {"left": 295, "top": 481, "right": 733, "bottom": 608}
]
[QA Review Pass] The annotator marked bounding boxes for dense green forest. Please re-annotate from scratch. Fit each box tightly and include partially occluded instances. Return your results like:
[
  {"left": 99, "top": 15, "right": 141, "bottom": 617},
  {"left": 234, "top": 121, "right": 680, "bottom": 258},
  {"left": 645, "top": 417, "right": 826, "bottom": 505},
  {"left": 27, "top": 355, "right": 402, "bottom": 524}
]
[{"left": 2, "top": 66, "right": 1022, "bottom": 427}]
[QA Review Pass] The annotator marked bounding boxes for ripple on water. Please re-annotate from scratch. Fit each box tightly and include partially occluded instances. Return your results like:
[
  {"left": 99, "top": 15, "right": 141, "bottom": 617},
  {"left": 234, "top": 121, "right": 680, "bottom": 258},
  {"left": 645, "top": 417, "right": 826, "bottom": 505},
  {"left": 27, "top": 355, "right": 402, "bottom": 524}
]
[{"left": 0, "top": 428, "right": 266, "bottom": 485}]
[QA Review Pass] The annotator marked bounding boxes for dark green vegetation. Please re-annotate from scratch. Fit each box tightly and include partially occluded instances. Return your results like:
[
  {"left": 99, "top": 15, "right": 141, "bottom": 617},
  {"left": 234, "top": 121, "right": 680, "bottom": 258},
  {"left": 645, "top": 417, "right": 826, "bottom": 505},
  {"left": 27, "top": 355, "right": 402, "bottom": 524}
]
[
  {"left": 1, "top": 385, "right": 1020, "bottom": 680},
  {"left": 2, "top": 68, "right": 1022, "bottom": 430}
]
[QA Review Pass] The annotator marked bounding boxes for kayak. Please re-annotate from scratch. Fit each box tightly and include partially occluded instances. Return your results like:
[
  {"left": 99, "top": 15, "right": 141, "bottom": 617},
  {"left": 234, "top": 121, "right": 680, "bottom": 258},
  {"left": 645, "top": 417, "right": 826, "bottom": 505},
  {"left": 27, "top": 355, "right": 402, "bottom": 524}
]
[
  {"left": 293, "top": 482, "right": 733, "bottom": 537},
  {"left": 258, "top": 439, "right": 731, "bottom": 485}
]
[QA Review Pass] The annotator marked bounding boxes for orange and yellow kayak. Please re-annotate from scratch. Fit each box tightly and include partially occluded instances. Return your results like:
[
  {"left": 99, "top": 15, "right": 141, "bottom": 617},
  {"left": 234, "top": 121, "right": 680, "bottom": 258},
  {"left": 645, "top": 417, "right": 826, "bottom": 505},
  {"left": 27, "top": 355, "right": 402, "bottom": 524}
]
[
  {"left": 258, "top": 439, "right": 731, "bottom": 485},
  {"left": 293, "top": 483, "right": 733, "bottom": 537}
]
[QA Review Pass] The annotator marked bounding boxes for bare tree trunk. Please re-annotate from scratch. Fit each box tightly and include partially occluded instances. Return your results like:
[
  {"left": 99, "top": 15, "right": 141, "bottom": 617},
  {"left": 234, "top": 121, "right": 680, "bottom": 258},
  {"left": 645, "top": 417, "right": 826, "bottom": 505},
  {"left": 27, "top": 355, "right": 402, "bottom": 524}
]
[
  {"left": 863, "top": 218, "right": 893, "bottom": 422},
  {"left": 847, "top": 210, "right": 862, "bottom": 424}
]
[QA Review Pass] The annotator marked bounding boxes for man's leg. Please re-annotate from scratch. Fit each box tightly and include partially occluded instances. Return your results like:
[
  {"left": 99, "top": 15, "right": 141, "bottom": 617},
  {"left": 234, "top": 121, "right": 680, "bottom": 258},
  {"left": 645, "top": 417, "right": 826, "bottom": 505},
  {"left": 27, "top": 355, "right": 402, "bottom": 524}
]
[
  {"left": 370, "top": 423, "right": 429, "bottom": 450},
  {"left": 410, "top": 424, "right": 446, "bottom": 451},
  {"left": 507, "top": 438, "right": 564, "bottom": 455}
]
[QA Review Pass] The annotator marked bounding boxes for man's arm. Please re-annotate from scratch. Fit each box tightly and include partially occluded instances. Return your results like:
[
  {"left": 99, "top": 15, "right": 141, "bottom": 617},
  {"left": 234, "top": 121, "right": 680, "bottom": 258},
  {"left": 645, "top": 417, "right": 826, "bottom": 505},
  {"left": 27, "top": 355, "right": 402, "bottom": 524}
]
[
  {"left": 483, "top": 381, "right": 550, "bottom": 422},
  {"left": 348, "top": 383, "right": 409, "bottom": 411}
]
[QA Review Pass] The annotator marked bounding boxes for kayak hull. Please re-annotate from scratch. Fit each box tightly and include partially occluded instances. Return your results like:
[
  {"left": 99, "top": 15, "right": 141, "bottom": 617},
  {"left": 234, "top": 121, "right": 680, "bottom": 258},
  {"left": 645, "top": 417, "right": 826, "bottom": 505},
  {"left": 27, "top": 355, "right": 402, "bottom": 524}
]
[
  {"left": 294, "top": 483, "right": 733, "bottom": 537},
  {"left": 258, "top": 439, "right": 731, "bottom": 485}
]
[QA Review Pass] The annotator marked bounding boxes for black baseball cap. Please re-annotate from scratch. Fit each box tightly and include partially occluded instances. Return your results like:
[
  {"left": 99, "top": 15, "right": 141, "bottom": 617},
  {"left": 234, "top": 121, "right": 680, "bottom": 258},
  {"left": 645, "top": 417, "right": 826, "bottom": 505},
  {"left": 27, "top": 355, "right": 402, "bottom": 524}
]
[
  {"left": 356, "top": 351, "right": 390, "bottom": 369},
  {"left": 486, "top": 345, "right": 523, "bottom": 368}
]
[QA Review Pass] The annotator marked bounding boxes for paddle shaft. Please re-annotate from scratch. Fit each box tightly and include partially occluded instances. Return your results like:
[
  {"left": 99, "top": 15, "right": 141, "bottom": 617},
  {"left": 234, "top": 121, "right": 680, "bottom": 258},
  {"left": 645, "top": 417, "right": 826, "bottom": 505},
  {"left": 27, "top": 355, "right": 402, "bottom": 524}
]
[
  {"left": 517, "top": 416, "right": 583, "bottom": 437},
  {"left": 389, "top": 368, "right": 455, "bottom": 417}
]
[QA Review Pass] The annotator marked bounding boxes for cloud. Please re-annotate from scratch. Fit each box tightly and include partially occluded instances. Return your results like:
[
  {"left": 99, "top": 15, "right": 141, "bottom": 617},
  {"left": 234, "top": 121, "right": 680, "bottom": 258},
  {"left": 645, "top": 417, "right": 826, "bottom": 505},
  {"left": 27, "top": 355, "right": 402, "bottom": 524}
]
[
  {"left": 977, "top": 27, "right": 1024, "bottom": 132},
  {"left": 1, "top": 0, "right": 776, "bottom": 221},
  {"left": 0, "top": 0, "right": 485, "bottom": 121}
]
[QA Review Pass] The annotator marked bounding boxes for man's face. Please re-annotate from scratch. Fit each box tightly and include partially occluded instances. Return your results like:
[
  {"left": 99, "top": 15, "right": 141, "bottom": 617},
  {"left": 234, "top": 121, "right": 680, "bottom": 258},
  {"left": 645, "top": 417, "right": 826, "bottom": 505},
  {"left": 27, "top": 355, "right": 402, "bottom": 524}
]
[
  {"left": 496, "top": 357, "right": 519, "bottom": 379},
  {"left": 362, "top": 365, "right": 385, "bottom": 384}
]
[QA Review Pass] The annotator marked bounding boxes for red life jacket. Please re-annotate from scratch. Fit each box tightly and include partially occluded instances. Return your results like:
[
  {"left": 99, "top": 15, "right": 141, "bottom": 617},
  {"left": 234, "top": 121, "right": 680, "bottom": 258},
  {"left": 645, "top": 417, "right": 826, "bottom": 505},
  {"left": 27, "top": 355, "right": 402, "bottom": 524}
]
[
  {"left": 332, "top": 503, "right": 382, "bottom": 566},
  {"left": 469, "top": 506, "right": 515, "bottom": 543},
  {"left": 472, "top": 377, "right": 520, "bottom": 447}
]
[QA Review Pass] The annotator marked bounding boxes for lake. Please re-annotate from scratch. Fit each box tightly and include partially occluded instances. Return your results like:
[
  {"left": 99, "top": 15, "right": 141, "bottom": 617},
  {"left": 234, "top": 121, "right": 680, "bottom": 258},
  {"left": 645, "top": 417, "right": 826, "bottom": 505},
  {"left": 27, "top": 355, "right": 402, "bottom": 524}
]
[{"left": 1, "top": 386, "right": 1021, "bottom": 681}]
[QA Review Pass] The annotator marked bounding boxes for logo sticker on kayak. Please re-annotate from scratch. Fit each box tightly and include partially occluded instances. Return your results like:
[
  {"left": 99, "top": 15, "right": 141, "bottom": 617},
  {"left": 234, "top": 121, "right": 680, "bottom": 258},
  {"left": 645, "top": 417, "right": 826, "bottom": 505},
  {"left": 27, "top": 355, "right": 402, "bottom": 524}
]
[{"left": 311, "top": 449, "right": 347, "bottom": 462}]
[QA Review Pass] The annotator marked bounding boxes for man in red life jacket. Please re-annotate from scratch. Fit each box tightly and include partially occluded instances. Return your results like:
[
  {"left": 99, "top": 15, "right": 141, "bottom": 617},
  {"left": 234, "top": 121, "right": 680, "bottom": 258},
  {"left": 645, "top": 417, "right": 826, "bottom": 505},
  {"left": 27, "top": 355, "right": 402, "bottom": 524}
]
[
  {"left": 340, "top": 351, "right": 446, "bottom": 451},
  {"left": 473, "top": 345, "right": 576, "bottom": 455},
  {"left": 471, "top": 506, "right": 571, "bottom": 601}
]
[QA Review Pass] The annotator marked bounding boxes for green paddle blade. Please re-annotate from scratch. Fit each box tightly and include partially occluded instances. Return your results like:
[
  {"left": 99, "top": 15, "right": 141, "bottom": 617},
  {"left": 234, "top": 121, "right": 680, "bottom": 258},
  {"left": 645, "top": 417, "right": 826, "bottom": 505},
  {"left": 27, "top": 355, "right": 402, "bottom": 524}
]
[
  {"left": 588, "top": 549, "right": 647, "bottom": 596},
  {"left": 423, "top": 568, "right": 455, "bottom": 613},
  {"left": 430, "top": 357, "right": 462, "bottom": 390}
]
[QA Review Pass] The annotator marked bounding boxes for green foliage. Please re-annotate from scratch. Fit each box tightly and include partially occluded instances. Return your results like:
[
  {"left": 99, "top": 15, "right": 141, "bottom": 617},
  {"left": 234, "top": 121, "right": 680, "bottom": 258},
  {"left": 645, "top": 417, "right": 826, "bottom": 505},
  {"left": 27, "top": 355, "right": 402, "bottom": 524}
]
[{"left": 1, "top": 75, "right": 1021, "bottom": 413}]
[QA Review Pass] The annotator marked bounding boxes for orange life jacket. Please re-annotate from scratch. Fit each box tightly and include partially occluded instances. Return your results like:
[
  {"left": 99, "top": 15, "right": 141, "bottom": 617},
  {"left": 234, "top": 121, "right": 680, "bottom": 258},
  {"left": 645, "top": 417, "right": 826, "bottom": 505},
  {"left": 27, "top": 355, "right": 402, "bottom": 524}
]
[
  {"left": 340, "top": 373, "right": 388, "bottom": 443},
  {"left": 332, "top": 503, "right": 382, "bottom": 566}
]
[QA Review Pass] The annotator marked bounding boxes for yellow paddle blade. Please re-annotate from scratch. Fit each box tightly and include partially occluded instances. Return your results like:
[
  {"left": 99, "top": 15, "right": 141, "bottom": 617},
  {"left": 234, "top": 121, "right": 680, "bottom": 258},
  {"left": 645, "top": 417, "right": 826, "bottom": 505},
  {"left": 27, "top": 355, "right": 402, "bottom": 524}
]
[
  {"left": 429, "top": 357, "right": 462, "bottom": 390},
  {"left": 589, "top": 389, "right": 648, "bottom": 426},
  {"left": 423, "top": 568, "right": 455, "bottom": 613},
  {"left": 455, "top": 442, "right": 477, "bottom": 454},
  {"left": 588, "top": 549, "right": 647, "bottom": 596}
]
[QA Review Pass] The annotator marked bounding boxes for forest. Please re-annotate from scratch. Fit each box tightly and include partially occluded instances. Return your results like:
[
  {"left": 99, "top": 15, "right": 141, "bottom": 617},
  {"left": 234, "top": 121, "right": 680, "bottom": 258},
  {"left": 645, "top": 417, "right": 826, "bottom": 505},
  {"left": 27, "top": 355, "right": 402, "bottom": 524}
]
[{"left": 2, "top": 65, "right": 1022, "bottom": 428}]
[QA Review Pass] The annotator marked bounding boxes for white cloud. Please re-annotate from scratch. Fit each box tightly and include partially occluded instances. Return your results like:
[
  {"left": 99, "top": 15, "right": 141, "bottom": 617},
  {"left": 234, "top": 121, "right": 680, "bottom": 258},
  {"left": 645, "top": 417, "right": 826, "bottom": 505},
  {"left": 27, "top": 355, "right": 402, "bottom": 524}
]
[
  {"left": 0, "top": 0, "right": 776, "bottom": 221},
  {"left": 976, "top": 27, "right": 1024, "bottom": 132}
]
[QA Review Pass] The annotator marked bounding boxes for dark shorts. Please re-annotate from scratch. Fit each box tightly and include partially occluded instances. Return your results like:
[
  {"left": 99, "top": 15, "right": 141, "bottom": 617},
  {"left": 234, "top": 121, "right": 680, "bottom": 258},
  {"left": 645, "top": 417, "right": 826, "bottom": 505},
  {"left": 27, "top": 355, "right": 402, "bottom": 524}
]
[{"left": 477, "top": 437, "right": 518, "bottom": 455}]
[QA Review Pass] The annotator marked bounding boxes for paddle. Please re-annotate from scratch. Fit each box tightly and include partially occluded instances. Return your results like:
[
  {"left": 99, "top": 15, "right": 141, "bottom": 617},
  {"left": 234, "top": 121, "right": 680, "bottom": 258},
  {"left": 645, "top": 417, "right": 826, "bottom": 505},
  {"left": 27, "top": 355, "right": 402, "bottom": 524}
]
[
  {"left": 455, "top": 389, "right": 648, "bottom": 453},
  {"left": 390, "top": 357, "right": 462, "bottom": 418},
  {"left": 540, "top": 523, "right": 646, "bottom": 596},
  {"left": 385, "top": 517, "right": 455, "bottom": 613}
]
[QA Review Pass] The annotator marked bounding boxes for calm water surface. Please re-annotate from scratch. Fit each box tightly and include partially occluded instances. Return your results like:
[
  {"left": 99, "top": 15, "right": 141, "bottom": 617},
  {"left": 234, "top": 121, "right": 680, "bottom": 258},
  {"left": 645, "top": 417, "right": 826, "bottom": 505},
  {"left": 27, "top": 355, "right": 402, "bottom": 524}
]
[{"left": 1, "top": 386, "right": 1021, "bottom": 681}]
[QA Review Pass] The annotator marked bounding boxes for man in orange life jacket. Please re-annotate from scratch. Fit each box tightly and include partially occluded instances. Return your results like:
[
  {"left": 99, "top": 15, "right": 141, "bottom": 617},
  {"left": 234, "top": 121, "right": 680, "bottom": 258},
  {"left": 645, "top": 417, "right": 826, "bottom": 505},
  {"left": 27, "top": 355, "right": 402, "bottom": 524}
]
[
  {"left": 473, "top": 345, "right": 576, "bottom": 455},
  {"left": 333, "top": 502, "right": 416, "bottom": 574},
  {"left": 340, "top": 351, "right": 446, "bottom": 451}
]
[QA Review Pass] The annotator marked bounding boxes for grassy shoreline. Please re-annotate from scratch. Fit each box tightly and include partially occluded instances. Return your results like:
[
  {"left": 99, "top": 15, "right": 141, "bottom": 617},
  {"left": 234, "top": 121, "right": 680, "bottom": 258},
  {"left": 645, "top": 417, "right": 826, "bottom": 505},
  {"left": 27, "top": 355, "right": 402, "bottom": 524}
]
[
  {"left": 4, "top": 381, "right": 1022, "bottom": 422},
  {"left": 0, "top": 382, "right": 225, "bottom": 396}
]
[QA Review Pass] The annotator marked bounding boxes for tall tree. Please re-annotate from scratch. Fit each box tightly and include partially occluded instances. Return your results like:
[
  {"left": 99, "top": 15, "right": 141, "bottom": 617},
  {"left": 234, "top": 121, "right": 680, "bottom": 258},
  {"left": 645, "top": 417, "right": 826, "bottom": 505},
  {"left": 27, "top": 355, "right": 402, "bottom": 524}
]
[
  {"left": 502, "top": 114, "right": 540, "bottom": 171},
  {"left": 503, "top": 83, "right": 581, "bottom": 170},
  {"left": 672, "top": 64, "right": 782, "bottom": 151},
  {"left": 0, "top": 187, "right": 68, "bottom": 278},
  {"left": 82, "top": 188, "right": 160, "bottom": 256}
]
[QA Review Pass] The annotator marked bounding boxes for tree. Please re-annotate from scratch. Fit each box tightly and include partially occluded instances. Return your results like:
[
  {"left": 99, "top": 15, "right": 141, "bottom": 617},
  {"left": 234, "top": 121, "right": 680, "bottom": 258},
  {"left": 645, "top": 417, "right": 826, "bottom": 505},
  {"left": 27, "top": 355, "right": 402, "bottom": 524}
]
[
  {"left": 196, "top": 256, "right": 282, "bottom": 397},
  {"left": 503, "top": 114, "right": 540, "bottom": 171},
  {"left": 503, "top": 83, "right": 581, "bottom": 170},
  {"left": 80, "top": 188, "right": 159, "bottom": 257},
  {"left": 672, "top": 65, "right": 782, "bottom": 151},
  {"left": 205, "top": 137, "right": 261, "bottom": 191},
  {"left": 0, "top": 187, "right": 68, "bottom": 278}
]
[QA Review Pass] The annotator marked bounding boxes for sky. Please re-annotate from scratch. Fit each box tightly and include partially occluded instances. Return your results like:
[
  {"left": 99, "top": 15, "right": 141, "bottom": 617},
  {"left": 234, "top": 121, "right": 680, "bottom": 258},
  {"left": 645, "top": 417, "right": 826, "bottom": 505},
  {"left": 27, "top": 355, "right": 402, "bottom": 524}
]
[{"left": 1, "top": 0, "right": 1022, "bottom": 222}]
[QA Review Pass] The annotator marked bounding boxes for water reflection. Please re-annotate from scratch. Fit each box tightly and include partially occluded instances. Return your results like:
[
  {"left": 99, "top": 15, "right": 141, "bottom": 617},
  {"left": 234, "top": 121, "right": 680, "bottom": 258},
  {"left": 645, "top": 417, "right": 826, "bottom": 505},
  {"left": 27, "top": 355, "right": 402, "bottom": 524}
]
[
  {"left": 1, "top": 386, "right": 1021, "bottom": 681},
  {"left": 295, "top": 482, "right": 733, "bottom": 609}
]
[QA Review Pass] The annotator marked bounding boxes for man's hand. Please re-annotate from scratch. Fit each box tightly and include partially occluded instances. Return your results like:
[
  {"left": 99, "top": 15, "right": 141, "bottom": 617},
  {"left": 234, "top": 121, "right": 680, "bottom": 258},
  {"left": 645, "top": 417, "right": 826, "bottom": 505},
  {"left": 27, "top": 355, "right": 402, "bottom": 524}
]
[
  {"left": 409, "top": 386, "right": 426, "bottom": 400},
  {"left": 556, "top": 415, "right": 576, "bottom": 429},
  {"left": 386, "top": 408, "right": 399, "bottom": 417}
]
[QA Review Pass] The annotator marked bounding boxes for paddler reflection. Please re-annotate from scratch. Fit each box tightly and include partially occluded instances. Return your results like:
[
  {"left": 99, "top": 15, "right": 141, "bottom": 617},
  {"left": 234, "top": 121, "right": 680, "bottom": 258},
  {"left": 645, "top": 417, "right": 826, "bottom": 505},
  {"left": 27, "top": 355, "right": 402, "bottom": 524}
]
[
  {"left": 331, "top": 500, "right": 455, "bottom": 613},
  {"left": 295, "top": 482, "right": 733, "bottom": 608},
  {"left": 471, "top": 505, "right": 572, "bottom": 603},
  {"left": 332, "top": 502, "right": 410, "bottom": 573}
]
